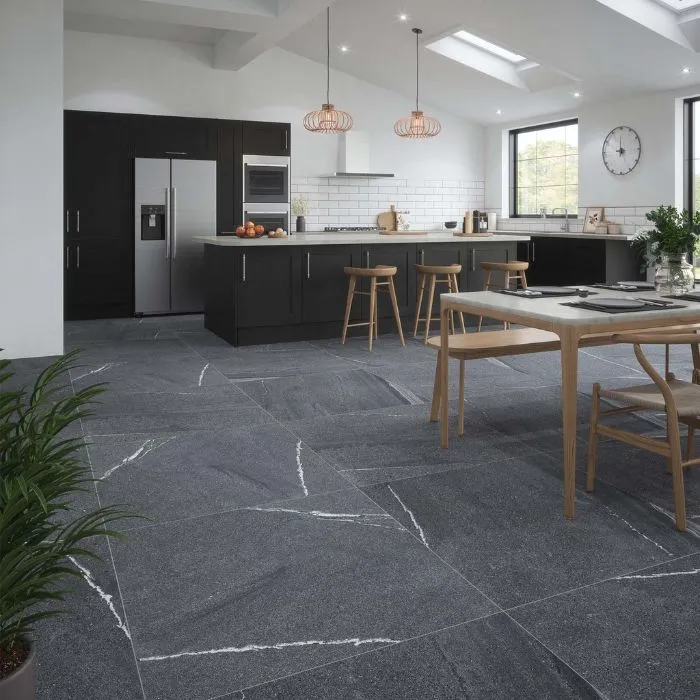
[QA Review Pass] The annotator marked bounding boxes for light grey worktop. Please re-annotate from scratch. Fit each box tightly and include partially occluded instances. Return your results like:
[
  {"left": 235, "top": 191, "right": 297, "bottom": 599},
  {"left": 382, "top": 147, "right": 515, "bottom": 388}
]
[
  {"left": 198, "top": 233, "right": 530, "bottom": 247},
  {"left": 495, "top": 229, "right": 635, "bottom": 242}
]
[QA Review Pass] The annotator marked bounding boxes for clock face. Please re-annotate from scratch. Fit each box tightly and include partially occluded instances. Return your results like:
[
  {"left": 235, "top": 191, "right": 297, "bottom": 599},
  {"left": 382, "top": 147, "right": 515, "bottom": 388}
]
[{"left": 602, "top": 126, "right": 641, "bottom": 175}]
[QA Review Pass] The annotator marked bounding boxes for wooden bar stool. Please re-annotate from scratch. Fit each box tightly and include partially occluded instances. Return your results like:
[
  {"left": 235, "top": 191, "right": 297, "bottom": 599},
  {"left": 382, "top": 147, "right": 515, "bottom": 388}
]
[
  {"left": 477, "top": 261, "right": 529, "bottom": 331},
  {"left": 414, "top": 264, "right": 466, "bottom": 344},
  {"left": 341, "top": 265, "right": 406, "bottom": 352}
]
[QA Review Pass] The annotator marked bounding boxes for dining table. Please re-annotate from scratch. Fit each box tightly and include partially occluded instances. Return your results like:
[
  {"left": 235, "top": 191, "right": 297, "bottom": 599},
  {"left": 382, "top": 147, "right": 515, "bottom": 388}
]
[{"left": 438, "top": 287, "right": 700, "bottom": 520}]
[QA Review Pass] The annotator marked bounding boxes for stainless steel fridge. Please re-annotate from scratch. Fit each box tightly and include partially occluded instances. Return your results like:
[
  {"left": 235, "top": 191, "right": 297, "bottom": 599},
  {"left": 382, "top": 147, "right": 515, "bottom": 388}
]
[{"left": 134, "top": 158, "right": 216, "bottom": 315}]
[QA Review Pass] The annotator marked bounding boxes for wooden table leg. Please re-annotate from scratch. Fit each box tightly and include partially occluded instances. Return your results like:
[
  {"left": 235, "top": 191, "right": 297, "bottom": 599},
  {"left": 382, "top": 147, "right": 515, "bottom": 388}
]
[
  {"left": 440, "top": 301, "right": 450, "bottom": 448},
  {"left": 559, "top": 327, "right": 580, "bottom": 520}
]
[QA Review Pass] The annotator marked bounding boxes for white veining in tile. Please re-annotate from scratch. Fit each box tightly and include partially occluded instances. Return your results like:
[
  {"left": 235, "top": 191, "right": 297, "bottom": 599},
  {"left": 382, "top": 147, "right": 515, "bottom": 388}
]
[
  {"left": 72, "top": 362, "right": 119, "bottom": 382},
  {"left": 295, "top": 440, "right": 309, "bottom": 497},
  {"left": 198, "top": 362, "right": 210, "bottom": 386},
  {"left": 139, "top": 636, "right": 400, "bottom": 662},
  {"left": 68, "top": 556, "right": 131, "bottom": 640},
  {"left": 387, "top": 485, "right": 429, "bottom": 547},
  {"left": 614, "top": 567, "right": 700, "bottom": 581},
  {"left": 650, "top": 503, "right": 700, "bottom": 538},
  {"left": 100, "top": 437, "right": 175, "bottom": 480},
  {"left": 244, "top": 505, "right": 401, "bottom": 531},
  {"left": 601, "top": 504, "right": 673, "bottom": 556}
]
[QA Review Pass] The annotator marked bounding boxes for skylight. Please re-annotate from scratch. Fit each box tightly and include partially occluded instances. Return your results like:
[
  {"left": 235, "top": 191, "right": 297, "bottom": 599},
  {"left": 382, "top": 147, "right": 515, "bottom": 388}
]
[
  {"left": 653, "top": 0, "right": 700, "bottom": 11},
  {"left": 454, "top": 30, "right": 526, "bottom": 64}
]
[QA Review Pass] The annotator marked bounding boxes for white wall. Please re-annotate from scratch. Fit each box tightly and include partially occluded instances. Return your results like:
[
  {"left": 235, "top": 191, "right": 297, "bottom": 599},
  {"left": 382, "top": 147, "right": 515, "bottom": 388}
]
[
  {"left": 485, "top": 87, "right": 692, "bottom": 215},
  {"left": 64, "top": 31, "right": 484, "bottom": 182},
  {"left": 0, "top": 0, "right": 64, "bottom": 359}
]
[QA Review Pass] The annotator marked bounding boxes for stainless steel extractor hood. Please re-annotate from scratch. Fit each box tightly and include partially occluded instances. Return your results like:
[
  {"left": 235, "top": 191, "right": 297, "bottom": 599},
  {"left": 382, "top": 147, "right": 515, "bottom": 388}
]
[{"left": 328, "top": 131, "right": 394, "bottom": 178}]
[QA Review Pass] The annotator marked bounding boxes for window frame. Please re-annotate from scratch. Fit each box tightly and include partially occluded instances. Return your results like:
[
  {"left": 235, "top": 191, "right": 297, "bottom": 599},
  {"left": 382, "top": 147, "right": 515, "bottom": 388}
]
[
  {"left": 684, "top": 97, "right": 697, "bottom": 216},
  {"left": 509, "top": 117, "right": 579, "bottom": 218}
]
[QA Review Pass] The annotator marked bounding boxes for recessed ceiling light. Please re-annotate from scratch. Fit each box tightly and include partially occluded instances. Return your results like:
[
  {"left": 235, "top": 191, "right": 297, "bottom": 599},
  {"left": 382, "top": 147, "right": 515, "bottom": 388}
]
[
  {"left": 398, "top": 13, "right": 409, "bottom": 22},
  {"left": 496, "top": 109, "right": 502, "bottom": 115},
  {"left": 573, "top": 91, "right": 581, "bottom": 98},
  {"left": 339, "top": 45, "right": 349, "bottom": 53},
  {"left": 682, "top": 66, "right": 691, "bottom": 74}
]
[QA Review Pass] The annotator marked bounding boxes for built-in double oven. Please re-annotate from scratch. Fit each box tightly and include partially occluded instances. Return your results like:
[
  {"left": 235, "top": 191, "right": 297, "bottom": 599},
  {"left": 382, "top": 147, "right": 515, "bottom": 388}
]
[{"left": 243, "top": 154, "right": 290, "bottom": 232}]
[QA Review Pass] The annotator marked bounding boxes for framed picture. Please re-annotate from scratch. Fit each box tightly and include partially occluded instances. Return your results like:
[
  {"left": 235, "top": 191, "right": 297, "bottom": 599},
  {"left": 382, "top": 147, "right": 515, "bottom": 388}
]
[{"left": 583, "top": 207, "right": 605, "bottom": 233}]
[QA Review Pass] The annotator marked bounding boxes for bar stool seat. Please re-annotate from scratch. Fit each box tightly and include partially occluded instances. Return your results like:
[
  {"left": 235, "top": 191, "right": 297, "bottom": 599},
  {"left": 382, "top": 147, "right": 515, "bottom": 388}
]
[
  {"left": 341, "top": 266, "right": 405, "bottom": 352},
  {"left": 478, "top": 260, "right": 529, "bottom": 331},
  {"left": 414, "top": 263, "right": 466, "bottom": 343}
]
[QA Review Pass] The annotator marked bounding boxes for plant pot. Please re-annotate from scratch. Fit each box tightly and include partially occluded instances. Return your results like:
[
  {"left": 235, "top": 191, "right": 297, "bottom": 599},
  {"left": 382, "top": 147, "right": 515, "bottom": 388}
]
[
  {"left": 0, "top": 640, "right": 35, "bottom": 700},
  {"left": 654, "top": 253, "right": 695, "bottom": 294},
  {"left": 296, "top": 215, "right": 306, "bottom": 233}
]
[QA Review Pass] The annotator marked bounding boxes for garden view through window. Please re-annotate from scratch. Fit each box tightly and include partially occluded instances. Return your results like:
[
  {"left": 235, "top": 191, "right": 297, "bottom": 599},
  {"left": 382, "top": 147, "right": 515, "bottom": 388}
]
[{"left": 512, "top": 119, "right": 578, "bottom": 217}]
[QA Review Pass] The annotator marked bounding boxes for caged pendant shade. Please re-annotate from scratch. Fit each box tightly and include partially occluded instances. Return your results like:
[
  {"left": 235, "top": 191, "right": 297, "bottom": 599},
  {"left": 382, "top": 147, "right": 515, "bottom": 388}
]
[
  {"left": 303, "top": 7, "right": 353, "bottom": 134},
  {"left": 394, "top": 28, "right": 441, "bottom": 139}
]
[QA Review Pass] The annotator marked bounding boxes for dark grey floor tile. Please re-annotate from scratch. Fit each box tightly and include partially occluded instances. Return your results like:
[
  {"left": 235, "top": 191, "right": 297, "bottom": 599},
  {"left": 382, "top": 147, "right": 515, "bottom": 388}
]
[
  {"left": 34, "top": 538, "right": 143, "bottom": 700},
  {"left": 111, "top": 489, "right": 496, "bottom": 700},
  {"left": 88, "top": 425, "right": 350, "bottom": 528},
  {"left": 286, "top": 403, "right": 538, "bottom": 487},
  {"left": 511, "top": 554, "right": 700, "bottom": 700},
  {"left": 238, "top": 369, "right": 420, "bottom": 421},
  {"left": 362, "top": 455, "right": 699, "bottom": 609},
  {"left": 229, "top": 613, "right": 601, "bottom": 700},
  {"left": 82, "top": 384, "right": 272, "bottom": 435}
]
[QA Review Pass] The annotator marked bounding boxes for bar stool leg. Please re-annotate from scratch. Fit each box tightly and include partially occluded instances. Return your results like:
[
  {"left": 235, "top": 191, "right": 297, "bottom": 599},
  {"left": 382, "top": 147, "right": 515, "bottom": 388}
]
[
  {"left": 458, "top": 359, "right": 465, "bottom": 437},
  {"left": 453, "top": 273, "right": 467, "bottom": 333},
  {"left": 519, "top": 269, "right": 528, "bottom": 290},
  {"left": 477, "top": 271, "right": 492, "bottom": 332},
  {"left": 413, "top": 272, "right": 425, "bottom": 337},
  {"left": 341, "top": 275, "right": 356, "bottom": 344},
  {"left": 368, "top": 277, "right": 377, "bottom": 352},
  {"left": 424, "top": 274, "right": 437, "bottom": 344},
  {"left": 446, "top": 276, "right": 456, "bottom": 335},
  {"left": 387, "top": 276, "right": 405, "bottom": 346},
  {"left": 503, "top": 270, "right": 510, "bottom": 330}
]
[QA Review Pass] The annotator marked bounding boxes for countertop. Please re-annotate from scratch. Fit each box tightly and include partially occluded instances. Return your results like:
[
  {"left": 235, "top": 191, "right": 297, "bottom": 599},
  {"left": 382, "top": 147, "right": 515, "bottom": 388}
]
[
  {"left": 198, "top": 232, "right": 530, "bottom": 246},
  {"left": 495, "top": 229, "right": 636, "bottom": 242}
]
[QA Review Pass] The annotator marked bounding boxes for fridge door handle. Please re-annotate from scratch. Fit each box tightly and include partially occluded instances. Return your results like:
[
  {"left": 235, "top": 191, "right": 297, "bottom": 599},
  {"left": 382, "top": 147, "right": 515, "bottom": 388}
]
[
  {"left": 172, "top": 187, "right": 177, "bottom": 259},
  {"left": 165, "top": 187, "right": 171, "bottom": 259}
]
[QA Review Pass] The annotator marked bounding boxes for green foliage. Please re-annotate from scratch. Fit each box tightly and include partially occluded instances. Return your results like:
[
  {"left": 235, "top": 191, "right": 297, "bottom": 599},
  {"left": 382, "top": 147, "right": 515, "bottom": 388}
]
[
  {"left": 0, "top": 351, "right": 135, "bottom": 652},
  {"left": 633, "top": 205, "right": 700, "bottom": 266}
]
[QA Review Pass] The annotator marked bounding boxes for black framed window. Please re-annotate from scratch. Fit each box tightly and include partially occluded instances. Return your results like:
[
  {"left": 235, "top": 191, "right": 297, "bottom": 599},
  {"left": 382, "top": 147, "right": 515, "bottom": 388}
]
[{"left": 510, "top": 119, "right": 578, "bottom": 217}]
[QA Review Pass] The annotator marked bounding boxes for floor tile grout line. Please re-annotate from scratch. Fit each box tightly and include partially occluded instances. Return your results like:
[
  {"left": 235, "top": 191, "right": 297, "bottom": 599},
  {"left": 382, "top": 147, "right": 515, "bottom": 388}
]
[{"left": 71, "top": 378, "right": 149, "bottom": 700}]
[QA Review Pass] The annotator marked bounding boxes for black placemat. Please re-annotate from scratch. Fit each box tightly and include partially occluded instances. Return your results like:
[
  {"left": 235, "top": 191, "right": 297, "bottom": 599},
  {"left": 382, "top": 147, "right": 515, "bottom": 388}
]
[
  {"left": 561, "top": 301, "right": 687, "bottom": 314},
  {"left": 497, "top": 288, "right": 597, "bottom": 299}
]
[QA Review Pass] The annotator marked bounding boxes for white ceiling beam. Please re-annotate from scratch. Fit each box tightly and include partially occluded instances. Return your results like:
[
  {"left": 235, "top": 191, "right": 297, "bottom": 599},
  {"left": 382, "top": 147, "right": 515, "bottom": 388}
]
[
  {"left": 65, "top": 0, "right": 276, "bottom": 33},
  {"left": 214, "top": 0, "right": 340, "bottom": 70}
]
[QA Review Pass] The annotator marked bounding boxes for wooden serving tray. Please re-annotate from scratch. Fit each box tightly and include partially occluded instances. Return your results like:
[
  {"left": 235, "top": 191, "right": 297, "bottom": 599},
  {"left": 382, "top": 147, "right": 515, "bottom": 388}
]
[{"left": 452, "top": 232, "right": 492, "bottom": 237}]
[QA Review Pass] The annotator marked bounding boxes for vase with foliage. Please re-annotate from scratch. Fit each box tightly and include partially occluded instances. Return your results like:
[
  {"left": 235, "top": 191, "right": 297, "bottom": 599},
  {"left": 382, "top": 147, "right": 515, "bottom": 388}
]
[
  {"left": 0, "top": 351, "right": 133, "bottom": 699},
  {"left": 291, "top": 195, "right": 309, "bottom": 233},
  {"left": 633, "top": 205, "right": 700, "bottom": 294}
]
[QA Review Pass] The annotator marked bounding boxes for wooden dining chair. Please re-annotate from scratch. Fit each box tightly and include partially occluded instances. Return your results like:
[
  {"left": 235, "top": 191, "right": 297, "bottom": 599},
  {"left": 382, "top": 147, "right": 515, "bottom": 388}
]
[{"left": 587, "top": 332, "right": 700, "bottom": 532}]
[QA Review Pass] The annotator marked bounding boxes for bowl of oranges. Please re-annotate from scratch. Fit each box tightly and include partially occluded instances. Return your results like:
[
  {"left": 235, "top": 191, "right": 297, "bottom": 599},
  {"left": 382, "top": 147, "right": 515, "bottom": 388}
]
[{"left": 235, "top": 221, "right": 266, "bottom": 238}]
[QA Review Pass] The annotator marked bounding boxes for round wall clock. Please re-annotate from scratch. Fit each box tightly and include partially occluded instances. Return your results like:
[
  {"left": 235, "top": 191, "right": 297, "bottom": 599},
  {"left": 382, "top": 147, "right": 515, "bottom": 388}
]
[{"left": 602, "top": 125, "right": 641, "bottom": 175}]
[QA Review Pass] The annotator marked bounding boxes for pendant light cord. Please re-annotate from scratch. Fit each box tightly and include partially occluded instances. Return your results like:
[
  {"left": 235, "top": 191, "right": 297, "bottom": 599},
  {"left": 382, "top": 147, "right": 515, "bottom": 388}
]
[
  {"left": 415, "top": 28, "right": 419, "bottom": 112},
  {"left": 326, "top": 6, "right": 331, "bottom": 105}
]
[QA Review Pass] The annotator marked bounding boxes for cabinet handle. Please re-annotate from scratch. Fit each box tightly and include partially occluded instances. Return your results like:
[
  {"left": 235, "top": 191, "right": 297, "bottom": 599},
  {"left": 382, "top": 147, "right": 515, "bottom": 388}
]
[
  {"left": 242, "top": 253, "right": 246, "bottom": 282},
  {"left": 531, "top": 241, "right": 536, "bottom": 262},
  {"left": 284, "top": 129, "right": 288, "bottom": 151},
  {"left": 306, "top": 252, "right": 311, "bottom": 279},
  {"left": 66, "top": 210, "right": 70, "bottom": 234},
  {"left": 165, "top": 151, "right": 187, "bottom": 155},
  {"left": 76, "top": 244, "right": 80, "bottom": 269},
  {"left": 471, "top": 249, "right": 476, "bottom": 272},
  {"left": 419, "top": 248, "right": 425, "bottom": 264},
  {"left": 76, "top": 210, "right": 80, "bottom": 233},
  {"left": 365, "top": 250, "right": 370, "bottom": 268},
  {"left": 65, "top": 245, "right": 70, "bottom": 269}
]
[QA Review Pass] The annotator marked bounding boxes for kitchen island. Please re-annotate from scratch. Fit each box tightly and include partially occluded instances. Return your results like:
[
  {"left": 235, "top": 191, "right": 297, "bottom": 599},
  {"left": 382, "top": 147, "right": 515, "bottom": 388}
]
[
  {"left": 495, "top": 230, "right": 644, "bottom": 286},
  {"left": 199, "top": 233, "right": 527, "bottom": 346}
]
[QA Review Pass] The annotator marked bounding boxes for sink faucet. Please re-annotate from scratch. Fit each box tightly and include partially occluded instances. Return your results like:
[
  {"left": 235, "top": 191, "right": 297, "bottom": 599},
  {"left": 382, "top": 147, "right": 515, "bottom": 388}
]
[{"left": 552, "top": 207, "right": 569, "bottom": 232}]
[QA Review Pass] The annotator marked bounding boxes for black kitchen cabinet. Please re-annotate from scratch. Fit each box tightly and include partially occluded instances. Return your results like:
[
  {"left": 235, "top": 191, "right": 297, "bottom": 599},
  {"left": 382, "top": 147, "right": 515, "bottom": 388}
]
[
  {"left": 464, "top": 242, "right": 513, "bottom": 291},
  {"left": 360, "top": 244, "right": 417, "bottom": 320},
  {"left": 302, "top": 245, "right": 362, "bottom": 323},
  {"left": 131, "top": 114, "right": 218, "bottom": 160},
  {"left": 241, "top": 121, "right": 290, "bottom": 156},
  {"left": 64, "top": 238, "right": 132, "bottom": 320},
  {"left": 236, "top": 248, "right": 301, "bottom": 327},
  {"left": 216, "top": 119, "right": 242, "bottom": 233}
]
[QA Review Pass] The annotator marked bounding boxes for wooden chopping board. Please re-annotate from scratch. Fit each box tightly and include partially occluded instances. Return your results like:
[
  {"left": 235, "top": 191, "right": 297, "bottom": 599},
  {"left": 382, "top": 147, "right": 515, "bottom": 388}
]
[
  {"left": 377, "top": 209, "right": 396, "bottom": 232},
  {"left": 379, "top": 230, "right": 429, "bottom": 235}
]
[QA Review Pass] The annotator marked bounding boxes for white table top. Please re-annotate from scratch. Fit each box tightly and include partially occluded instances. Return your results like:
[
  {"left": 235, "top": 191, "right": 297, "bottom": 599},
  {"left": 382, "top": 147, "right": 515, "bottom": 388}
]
[
  {"left": 441, "top": 288, "right": 700, "bottom": 327},
  {"left": 198, "top": 233, "right": 530, "bottom": 247}
]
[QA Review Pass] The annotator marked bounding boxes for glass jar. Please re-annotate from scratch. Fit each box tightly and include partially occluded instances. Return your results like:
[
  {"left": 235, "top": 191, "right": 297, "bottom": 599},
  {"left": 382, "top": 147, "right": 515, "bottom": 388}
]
[{"left": 654, "top": 253, "right": 695, "bottom": 295}]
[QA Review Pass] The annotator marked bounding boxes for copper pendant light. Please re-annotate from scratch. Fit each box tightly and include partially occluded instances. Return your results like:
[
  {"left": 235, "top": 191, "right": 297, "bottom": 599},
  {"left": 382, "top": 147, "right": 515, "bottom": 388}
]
[
  {"left": 303, "top": 7, "right": 353, "bottom": 134},
  {"left": 394, "top": 28, "right": 441, "bottom": 139}
]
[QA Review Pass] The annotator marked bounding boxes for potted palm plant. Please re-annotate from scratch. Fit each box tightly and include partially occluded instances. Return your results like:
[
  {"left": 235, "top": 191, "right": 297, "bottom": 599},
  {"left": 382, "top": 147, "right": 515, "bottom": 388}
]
[
  {"left": 0, "top": 351, "right": 133, "bottom": 699},
  {"left": 633, "top": 205, "right": 700, "bottom": 294}
]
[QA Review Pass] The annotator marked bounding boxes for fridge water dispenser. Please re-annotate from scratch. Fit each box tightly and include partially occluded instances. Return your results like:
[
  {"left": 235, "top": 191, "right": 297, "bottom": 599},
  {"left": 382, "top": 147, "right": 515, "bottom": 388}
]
[{"left": 140, "top": 204, "right": 166, "bottom": 240}]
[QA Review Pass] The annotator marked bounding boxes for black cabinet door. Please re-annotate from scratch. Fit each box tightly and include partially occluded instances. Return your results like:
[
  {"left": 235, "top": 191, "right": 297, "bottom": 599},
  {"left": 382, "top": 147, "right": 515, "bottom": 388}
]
[
  {"left": 216, "top": 120, "right": 242, "bottom": 234},
  {"left": 360, "top": 244, "right": 417, "bottom": 319},
  {"left": 526, "top": 237, "right": 606, "bottom": 286},
  {"left": 241, "top": 121, "right": 290, "bottom": 156},
  {"left": 236, "top": 248, "right": 301, "bottom": 327},
  {"left": 65, "top": 238, "right": 132, "bottom": 320},
  {"left": 64, "top": 111, "right": 132, "bottom": 241},
  {"left": 465, "top": 243, "right": 514, "bottom": 291},
  {"left": 132, "top": 114, "right": 217, "bottom": 160},
  {"left": 302, "top": 245, "right": 362, "bottom": 323}
]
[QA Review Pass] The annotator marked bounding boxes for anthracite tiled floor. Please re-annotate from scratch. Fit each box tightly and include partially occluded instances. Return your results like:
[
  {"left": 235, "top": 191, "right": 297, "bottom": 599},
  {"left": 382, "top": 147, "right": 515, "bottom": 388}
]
[{"left": 8, "top": 315, "right": 700, "bottom": 699}]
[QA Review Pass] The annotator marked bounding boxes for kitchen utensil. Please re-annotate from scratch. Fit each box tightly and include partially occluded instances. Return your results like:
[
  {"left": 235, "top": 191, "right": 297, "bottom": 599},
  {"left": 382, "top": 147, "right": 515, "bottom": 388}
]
[{"left": 377, "top": 206, "right": 397, "bottom": 232}]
